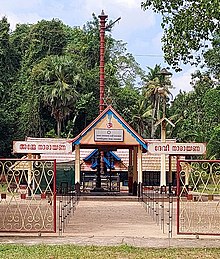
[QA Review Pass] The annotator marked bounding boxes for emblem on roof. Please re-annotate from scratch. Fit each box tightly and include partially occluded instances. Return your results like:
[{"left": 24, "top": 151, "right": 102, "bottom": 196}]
[{"left": 106, "top": 113, "right": 113, "bottom": 128}]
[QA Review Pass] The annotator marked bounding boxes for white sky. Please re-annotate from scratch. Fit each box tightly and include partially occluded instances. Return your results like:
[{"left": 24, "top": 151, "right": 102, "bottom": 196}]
[{"left": 0, "top": 0, "right": 195, "bottom": 95}]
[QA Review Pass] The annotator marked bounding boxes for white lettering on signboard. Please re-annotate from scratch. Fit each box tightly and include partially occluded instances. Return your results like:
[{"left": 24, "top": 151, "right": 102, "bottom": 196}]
[
  {"left": 94, "top": 129, "right": 124, "bottom": 142},
  {"left": 13, "top": 141, "right": 72, "bottom": 154},
  {"left": 148, "top": 142, "right": 206, "bottom": 155}
]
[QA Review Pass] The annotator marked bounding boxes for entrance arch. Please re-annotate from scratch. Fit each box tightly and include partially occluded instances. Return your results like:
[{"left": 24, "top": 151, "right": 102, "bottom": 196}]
[{"left": 71, "top": 106, "right": 148, "bottom": 193}]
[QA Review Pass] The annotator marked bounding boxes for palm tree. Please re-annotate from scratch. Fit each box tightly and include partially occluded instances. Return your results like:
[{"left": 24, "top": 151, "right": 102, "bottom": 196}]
[
  {"left": 33, "top": 55, "right": 80, "bottom": 137},
  {"left": 130, "top": 98, "right": 152, "bottom": 138},
  {"left": 143, "top": 65, "right": 173, "bottom": 138}
]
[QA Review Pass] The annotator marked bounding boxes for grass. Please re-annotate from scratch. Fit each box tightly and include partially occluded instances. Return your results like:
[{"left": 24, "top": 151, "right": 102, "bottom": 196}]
[
  {"left": 0, "top": 244, "right": 220, "bottom": 259},
  {"left": 0, "top": 184, "right": 7, "bottom": 193}
]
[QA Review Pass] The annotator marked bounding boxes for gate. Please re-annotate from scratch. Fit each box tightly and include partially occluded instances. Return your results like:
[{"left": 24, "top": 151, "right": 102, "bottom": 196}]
[
  {"left": 0, "top": 159, "right": 56, "bottom": 233},
  {"left": 177, "top": 159, "right": 220, "bottom": 235}
]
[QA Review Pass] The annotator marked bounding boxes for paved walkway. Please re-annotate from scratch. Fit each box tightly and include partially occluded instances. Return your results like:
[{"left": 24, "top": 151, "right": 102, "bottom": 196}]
[
  {"left": 65, "top": 200, "right": 168, "bottom": 238},
  {"left": 1, "top": 199, "right": 220, "bottom": 248}
]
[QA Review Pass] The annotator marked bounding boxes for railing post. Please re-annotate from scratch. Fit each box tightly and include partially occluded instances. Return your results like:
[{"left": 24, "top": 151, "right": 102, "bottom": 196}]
[
  {"left": 167, "top": 192, "right": 173, "bottom": 238},
  {"left": 59, "top": 199, "right": 63, "bottom": 235}
]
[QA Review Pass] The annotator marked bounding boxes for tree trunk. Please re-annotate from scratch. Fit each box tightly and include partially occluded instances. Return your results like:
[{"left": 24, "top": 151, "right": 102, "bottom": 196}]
[
  {"left": 151, "top": 97, "right": 158, "bottom": 138},
  {"left": 57, "top": 120, "right": 62, "bottom": 137},
  {"left": 67, "top": 113, "right": 78, "bottom": 138}
]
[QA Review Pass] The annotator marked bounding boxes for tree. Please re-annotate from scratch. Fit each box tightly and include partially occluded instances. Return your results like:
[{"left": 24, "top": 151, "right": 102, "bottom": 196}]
[
  {"left": 0, "top": 107, "right": 15, "bottom": 157},
  {"left": 31, "top": 55, "right": 80, "bottom": 137},
  {"left": 141, "top": 0, "right": 220, "bottom": 71},
  {"left": 109, "top": 42, "right": 145, "bottom": 88},
  {"left": 0, "top": 17, "right": 20, "bottom": 156},
  {"left": 169, "top": 71, "right": 218, "bottom": 153},
  {"left": 24, "top": 19, "right": 67, "bottom": 66},
  {"left": 10, "top": 23, "right": 31, "bottom": 66},
  {"left": 207, "top": 126, "right": 220, "bottom": 159},
  {"left": 203, "top": 88, "right": 220, "bottom": 158},
  {"left": 64, "top": 14, "right": 146, "bottom": 133},
  {"left": 204, "top": 34, "right": 220, "bottom": 79},
  {"left": 0, "top": 17, "right": 19, "bottom": 98},
  {"left": 143, "top": 65, "right": 173, "bottom": 138},
  {"left": 130, "top": 97, "right": 152, "bottom": 137},
  {"left": 8, "top": 19, "right": 70, "bottom": 140},
  {"left": 0, "top": 15, "right": 146, "bottom": 155}
]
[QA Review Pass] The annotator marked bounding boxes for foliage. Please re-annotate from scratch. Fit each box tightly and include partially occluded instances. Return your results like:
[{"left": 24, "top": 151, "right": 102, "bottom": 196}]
[
  {"left": 24, "top": 19, "right": 67, "bottom": 66},
  {"left": 0, "top": 13, "right": 220, "bottom": 159},
  {"left": 0, "top": 15, "right": 146, "bottom": 155},
  {"left": 130, "top": 97, "right": 152, "bottom": 138},
  {"left": 207, "top": 126, "right": 220, "bottom": 159},
  {"left": 0, "top": 17, "right": 21, "bottom": 156},
  {"left": 204, "top": 35, "right": 220, "bottom": 79},
  {"left": 143, "top": 65, "right": 173, "bottom": 138},
  {"left": 31, "top": 55, "right": 81, "bottom": 137},
  {"left": 113, "top": 85, "right": 140, "bottom": 122},
  {"left": 140, "top": 1, "right": 220, "bottom": 154},
  {"left": 169, "top": 71, "right": 220, "bottom": 158},
  {"left": 141, "top": 0, "right": 220, "bottom": 71},
  {"left": 0, "top": 108, "right": 15, "bottom": 157},
  {"left": 0, "top": 17, "right": 19, "bottom": 98}
]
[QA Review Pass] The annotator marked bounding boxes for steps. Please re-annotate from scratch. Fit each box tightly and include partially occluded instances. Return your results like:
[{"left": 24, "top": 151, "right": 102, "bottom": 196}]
[{"left": 79, "top": 192, "right": 139, "bottom": 202}]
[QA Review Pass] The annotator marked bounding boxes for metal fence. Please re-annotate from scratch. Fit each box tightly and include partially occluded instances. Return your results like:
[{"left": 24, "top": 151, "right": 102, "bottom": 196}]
[
  {"left": 0, "top": 159, "right": 56, "bottom": 233},
  {"left": 177, "top": 160, "right": 220, "bottom": 235},
  {"left": 57, "top": 188, "right": 79, "bottom": 235},
  {"left": 140, "top": 184, "right": 176, "bottom": 238}
]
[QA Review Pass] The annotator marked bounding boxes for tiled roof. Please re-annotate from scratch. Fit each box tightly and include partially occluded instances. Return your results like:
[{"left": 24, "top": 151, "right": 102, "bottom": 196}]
[
  {"left": 114, "top": 149, "right": 178, "bottom": 171},
  {"left": 41, "top": 146, "right": 181, "bottom": 172}
]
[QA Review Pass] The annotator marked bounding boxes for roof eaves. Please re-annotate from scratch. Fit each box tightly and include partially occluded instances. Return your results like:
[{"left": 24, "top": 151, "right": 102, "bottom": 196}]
[{"left": 83, "top": 149, "right": 98, "bottom": 161}]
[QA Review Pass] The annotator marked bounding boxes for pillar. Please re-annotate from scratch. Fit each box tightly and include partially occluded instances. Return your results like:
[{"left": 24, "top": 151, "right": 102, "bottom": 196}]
[
  {"left": 185, "top": 163, "right": 190, "bottom": 186},
  {"left": 75, "top": 144, "right": 80, "bottom": 184},
  {"left": 98, "top": 10, "right": 108, "bottom": 114},
  {"left": 133, "top": 146, "right": 138, "bottom": 183},
  {"left": 137, "top": 146, "right": 142, "bottom": 183},
  {"left": 128, "top": 149, "right": 133, "bottom": 193},
  {"left": 160, "top": 120, "right": 166, "bottom": 186},
  {"left": 168, "top": 155, "right": 172, "bottom": 193},
  {"left": 27, "top": 153, "right": 33, "bottom": 196}
]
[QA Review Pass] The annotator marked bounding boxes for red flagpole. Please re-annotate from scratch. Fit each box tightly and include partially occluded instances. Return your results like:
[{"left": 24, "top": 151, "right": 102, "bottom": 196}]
[{"left": 98, "top": 10, "right": 108, "bottom": 114}]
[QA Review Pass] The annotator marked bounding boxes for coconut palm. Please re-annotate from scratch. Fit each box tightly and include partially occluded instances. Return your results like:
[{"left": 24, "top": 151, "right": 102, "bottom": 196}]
[
  {"left": 130, "top": 98, "right": 152, "bottom": 138},
  {"left": 143, "top": 65, "right": 173, "bottom": 138}
]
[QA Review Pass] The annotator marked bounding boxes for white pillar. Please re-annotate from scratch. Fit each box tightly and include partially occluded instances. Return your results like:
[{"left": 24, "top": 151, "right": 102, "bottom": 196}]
[
  {"left": 160, "top": 154, "right": 166, "bottom": 186},
  {"left": 185, "top": 163, "right": 191, "bottom": 186},
  {"left": 137, "top": 146, "right": 142, "bottom": 183},
  {"left": 160, "top": 120, "right": 166, "bottom": 186},
  {"left": 75, "top": 144, "right": 80, "bottom": 184},
  {"left": 27, "top": 154, "right": 32, "bottom": 185}
]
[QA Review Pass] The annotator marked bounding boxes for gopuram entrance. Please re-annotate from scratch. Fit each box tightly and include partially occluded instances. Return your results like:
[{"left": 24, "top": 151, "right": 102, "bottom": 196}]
[{"left": 72, "top": 105, "right": 148, "bottom": 194}]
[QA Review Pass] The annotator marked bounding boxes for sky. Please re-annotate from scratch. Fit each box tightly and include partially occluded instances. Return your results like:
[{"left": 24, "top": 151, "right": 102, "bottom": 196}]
[{"left": 0, "top": 0, "right": 195, "bottom": 96}]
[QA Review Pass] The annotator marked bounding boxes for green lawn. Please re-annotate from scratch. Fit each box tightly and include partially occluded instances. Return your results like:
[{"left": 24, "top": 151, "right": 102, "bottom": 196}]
[{"left": 0, "top": 245, "right": 220, "bottom": 259}]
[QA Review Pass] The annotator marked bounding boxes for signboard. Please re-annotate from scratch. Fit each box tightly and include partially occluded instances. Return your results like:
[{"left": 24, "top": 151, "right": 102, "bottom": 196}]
[
  {"left": 94, "top": 129, "right": 124, "bottom": 142},
  {"left": 148, "top": 142, "right": 206, "bottom": 155},
  {"left": 13, "top": 141, "right": 72, "bottom": 154}
]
